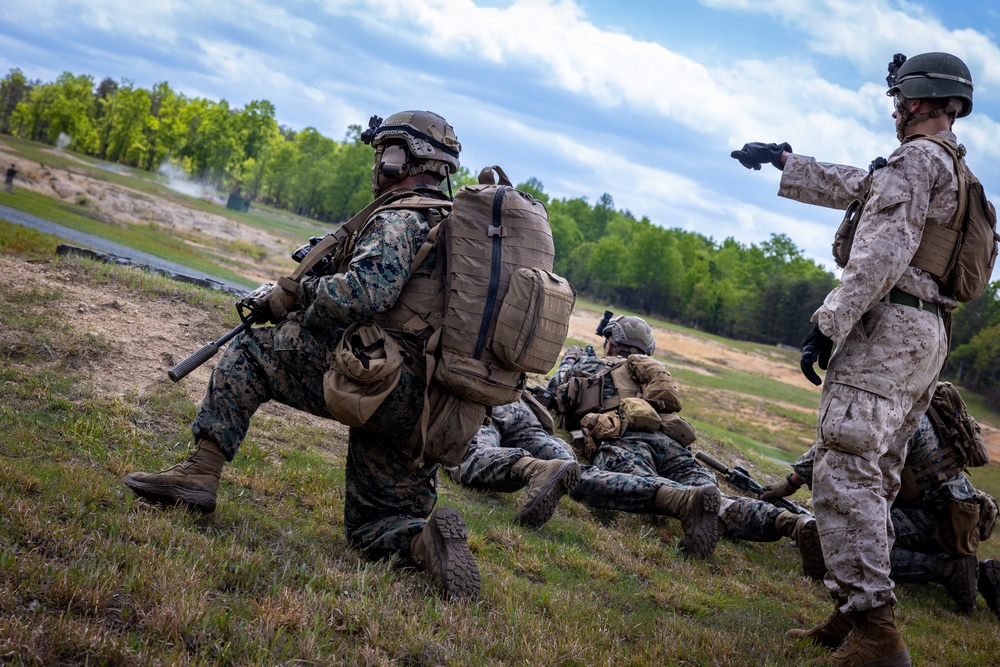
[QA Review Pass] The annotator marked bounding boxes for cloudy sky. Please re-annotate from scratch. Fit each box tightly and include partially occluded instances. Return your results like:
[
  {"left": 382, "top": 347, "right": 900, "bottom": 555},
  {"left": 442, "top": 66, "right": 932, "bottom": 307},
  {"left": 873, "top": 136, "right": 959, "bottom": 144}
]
[{"left": 2, "top": 0, "right": 999, "bottom": 272}]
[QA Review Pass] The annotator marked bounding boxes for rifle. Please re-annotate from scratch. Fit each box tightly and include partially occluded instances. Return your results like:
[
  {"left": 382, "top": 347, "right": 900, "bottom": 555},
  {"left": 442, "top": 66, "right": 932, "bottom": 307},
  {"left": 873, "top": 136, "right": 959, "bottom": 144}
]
[
  {"left": 527, "top": 383, "right": 556, "bottom": 409},
  {"left": 167, "top": 283, "right": 274, "bottom": 382},
  {"left": 694, "top": 450, "right": 811, "bottom": 515}
]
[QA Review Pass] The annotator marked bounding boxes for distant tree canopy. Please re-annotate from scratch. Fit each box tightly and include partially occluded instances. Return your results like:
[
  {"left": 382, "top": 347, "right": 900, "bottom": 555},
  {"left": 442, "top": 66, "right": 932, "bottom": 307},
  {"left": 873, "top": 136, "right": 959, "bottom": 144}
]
[{"left": 3, "top": 67, "right": 998, "bottom": 379}]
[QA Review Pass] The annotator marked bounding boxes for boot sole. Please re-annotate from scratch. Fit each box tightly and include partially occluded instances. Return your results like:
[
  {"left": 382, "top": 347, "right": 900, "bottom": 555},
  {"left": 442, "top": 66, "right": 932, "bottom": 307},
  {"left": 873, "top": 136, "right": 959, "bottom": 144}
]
[
  {"left": 123, "top": 475, "right": 217, "bottom": 514},
  {"left": 679, "top": 485, "right": 720, "bottom": 559},
  {"left": 797, "top": 519, "right": 826, "bottom": 580},
  {"left": 980, "top": 560, "right": 1000, "bottom": 618},
  {"left": 515, "top": 461, "right": 581, "bottom": 528},
  {"left": 427, "top": 508, "right": 481, "bottom": 600}
]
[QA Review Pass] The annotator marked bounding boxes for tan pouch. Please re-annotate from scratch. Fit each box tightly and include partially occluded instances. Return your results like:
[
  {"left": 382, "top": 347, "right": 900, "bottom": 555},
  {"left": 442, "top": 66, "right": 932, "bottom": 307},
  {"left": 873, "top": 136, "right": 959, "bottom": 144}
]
[
  {"left": 521, "top": 388, "right": 555, "bottom": 435},
  {"left": 580, "top": 411, "right": 626, "bottom": 442},
  {"left": 324, "top": 322, "right": 403, "bottom": 427},
  {"left": 412, "top": 382, "right": 487, "bottom": 467},
  {"left": 619, "top": 397, "right": 661, "bottom": 432},
  {"left": 659, "top": 412, "right": 697, "bottom": 448},
  {"left": 628, "top": 355, "right": 682, "bottom": 413},
  {"left": 978, "top": 491, "right": 998, "bottom": 541},
  {"left": 933, "top": 498, "right": 981, "bottom": 557}
]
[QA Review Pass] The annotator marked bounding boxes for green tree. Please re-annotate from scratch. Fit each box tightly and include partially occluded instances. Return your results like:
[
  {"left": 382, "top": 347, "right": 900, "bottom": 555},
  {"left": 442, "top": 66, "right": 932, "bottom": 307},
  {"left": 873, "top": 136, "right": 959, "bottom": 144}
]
[{"left": 0, "top": 68, "right": 31, "bottom": 135}]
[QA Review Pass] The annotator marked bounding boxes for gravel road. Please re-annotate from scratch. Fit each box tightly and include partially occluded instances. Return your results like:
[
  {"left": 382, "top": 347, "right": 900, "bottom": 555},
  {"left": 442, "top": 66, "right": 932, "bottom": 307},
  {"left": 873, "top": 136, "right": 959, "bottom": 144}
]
[{"left": 1, "top": 202, "right": 251, "bottom": 295}]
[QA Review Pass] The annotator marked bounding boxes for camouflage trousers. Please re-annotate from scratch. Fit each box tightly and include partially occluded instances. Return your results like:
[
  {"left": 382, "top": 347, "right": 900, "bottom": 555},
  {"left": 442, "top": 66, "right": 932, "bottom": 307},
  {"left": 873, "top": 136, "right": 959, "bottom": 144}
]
[
  {"left": 718, "top": 496, "right": 787, "bottom": 542},
  {"left": 449, "top": 417, "right": 716, "bottom": 515},
  {"left": 191, "top": 320, "right": 436, "bottom": 562},
  {"left": 447, "top": 410, "right": 575, "bottom": 491},
  {"left": 812, "top": 303, "right": 948, "bottom": 612},
  {"left": 592, "top": 430, "right": 717, "bottom": 489}
]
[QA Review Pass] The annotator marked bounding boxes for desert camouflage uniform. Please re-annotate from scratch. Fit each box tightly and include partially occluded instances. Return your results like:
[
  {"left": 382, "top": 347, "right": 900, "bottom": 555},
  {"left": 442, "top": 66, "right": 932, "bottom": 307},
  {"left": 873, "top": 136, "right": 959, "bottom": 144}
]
[
  {"left": 779, "top": 134, "right": 957, "bottom": 612},
  {"left": 193, "top": 202, "right": 442, "bottom": 561}
]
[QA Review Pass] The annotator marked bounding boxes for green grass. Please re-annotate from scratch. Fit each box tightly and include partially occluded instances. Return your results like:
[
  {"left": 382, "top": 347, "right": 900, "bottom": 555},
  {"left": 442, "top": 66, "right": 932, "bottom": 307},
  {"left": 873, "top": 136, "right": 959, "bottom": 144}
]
[{"left": 2, "top": 247, "right": 1000, "bottom": 666}]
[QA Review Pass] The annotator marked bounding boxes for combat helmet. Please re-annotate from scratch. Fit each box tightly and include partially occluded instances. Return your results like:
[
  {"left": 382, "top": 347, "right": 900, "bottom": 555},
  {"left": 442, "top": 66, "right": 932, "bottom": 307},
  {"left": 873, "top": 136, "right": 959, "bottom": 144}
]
[
  {"left": 603, "top": 315, "right": 656, "bottom": 356},
  {"left": 886, "top": 52, "right": 973, "bottom": 117},
  {"left": 361, "top": 111, "right": 461, "bottom": 194}
]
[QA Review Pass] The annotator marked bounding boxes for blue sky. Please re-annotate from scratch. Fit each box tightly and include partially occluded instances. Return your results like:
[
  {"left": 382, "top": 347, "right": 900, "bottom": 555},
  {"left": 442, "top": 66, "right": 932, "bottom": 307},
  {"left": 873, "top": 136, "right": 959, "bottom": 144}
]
[{"left": 2, "top": 0, "right": 999, "bottom": 273}]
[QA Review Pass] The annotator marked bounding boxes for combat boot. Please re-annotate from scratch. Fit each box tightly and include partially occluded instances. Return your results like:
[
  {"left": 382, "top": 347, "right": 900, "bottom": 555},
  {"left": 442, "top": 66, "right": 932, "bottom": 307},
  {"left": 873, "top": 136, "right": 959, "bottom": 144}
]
[
  {"left": 511, "top": 456, "right": 581, "bottom": 528},
  {"left": 934, "top": 554, "right": 978, "bottom": 615},
  {"left": 786, "top": 604, "right": 853, "bottom": 649},
  {"left": 654, "top": 484, "right": 721, "bottom": 559},
  {"left": 410, "top": 508, "right": 481, "bottom": 600},
  {"left": 123, "top": 439, "right": 226, "bottom": 513},
  {"left": 978, "top": 559, "right": 1000, "bottom": 618},
  {"left": 809, "top": 605, "right": 911, "bottom": 667},
  {"left": 774, "top": 511, "right": 826, "bottom": 580}
]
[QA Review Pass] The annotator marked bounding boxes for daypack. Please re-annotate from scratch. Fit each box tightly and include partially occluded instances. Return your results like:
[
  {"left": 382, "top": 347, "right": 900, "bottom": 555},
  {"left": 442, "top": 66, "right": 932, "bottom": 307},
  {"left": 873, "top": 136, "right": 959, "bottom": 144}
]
[
  {"left": 925, "top": 381, "right": 990, "bottom": 468},
  {"left": 832, "top": 135, "right": 999, "bottom": 302},
  {"left": 317, "top": 167, "right": 575, "bottom": 466}
]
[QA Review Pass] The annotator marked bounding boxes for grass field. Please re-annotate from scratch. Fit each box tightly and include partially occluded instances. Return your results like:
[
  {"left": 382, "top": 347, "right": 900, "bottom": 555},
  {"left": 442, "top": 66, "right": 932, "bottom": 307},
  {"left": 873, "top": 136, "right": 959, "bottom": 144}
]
[{"left": 2, "top": 140, "right": 1000, "bottom": 665}]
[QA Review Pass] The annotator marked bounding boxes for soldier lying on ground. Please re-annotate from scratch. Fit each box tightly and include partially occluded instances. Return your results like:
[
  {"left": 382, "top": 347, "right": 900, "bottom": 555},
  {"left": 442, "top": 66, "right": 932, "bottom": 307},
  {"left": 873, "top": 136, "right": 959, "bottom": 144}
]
[
  {"left": 763, "top": 386, "right": 1000, "bottom": 619},
  {"left": 449, "top": 393, "right": 825, "bottom": 578}
]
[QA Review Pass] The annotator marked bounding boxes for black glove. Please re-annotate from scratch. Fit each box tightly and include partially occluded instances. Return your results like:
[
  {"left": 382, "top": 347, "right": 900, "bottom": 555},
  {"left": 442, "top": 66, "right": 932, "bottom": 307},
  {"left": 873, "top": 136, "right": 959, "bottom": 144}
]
[
  {"left": 800, "top": 325, "right": 833, "bottom": 386},
  {"left": 731, "top": 142, "right": 792, "bottom": 171}
]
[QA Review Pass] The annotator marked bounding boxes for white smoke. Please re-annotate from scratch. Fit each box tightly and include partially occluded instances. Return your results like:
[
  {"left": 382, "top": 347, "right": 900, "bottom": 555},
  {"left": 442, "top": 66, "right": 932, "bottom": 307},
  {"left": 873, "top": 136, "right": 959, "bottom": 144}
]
[
  {"left": 56, "top": 132, "right": 71, "bottom": 150},
  {"left": 157, "top": 161, "right": 224, "bottom": 202}
]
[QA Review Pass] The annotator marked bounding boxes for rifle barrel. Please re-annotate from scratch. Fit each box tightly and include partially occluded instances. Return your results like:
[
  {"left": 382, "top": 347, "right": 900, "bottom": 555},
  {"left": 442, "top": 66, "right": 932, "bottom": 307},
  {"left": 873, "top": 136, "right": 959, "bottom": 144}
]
[{"left": 167, "top": 320, "right": 253, "bottom": 382}]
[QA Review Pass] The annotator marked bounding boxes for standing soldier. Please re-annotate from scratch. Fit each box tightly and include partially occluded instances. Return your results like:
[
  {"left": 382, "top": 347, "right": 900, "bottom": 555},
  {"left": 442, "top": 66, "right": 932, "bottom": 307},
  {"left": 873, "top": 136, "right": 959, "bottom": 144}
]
[
  {"left": 124, "top": 111, "right": 482, "bottom": 600},
  {"left": 4, "top": 163, "right": 16, "bottom": 193},
  {"left": 732, "top": 52, "right": 975, "bottom": 666}
]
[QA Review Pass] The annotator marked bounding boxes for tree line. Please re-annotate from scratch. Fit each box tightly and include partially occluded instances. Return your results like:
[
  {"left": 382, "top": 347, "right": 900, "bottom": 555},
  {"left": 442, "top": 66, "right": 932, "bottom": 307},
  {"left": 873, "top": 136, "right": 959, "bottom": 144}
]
[{"left": 1, "top": 67, "right": 997, "bottom": 403}]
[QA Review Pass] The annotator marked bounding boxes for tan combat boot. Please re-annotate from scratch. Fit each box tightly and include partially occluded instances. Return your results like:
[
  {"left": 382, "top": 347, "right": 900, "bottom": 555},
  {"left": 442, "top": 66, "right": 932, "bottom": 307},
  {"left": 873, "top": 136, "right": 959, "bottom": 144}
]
[
  {"left": 786, "top": 604, "right": 853, "bottom": 649},
  {"left": 123, "top": 439, "right": 226, "bottom": 513},
  {"left": 410, "top": 508, "right": 481, "bottom": 600},
  {"left": 935, "top": 554, "right": 978, "bottom": 615},
  {"left": 654, "top": 484, "right": 721, "bottom": 559},
  {"left": 774, "top": 511, "right": 826, "bottom": 580},
  {"left": 809, "top": 605, "right": 911, "bottom": 667},
  {"left": 511, "top": 456, "right": 581, "bottom": 528}
]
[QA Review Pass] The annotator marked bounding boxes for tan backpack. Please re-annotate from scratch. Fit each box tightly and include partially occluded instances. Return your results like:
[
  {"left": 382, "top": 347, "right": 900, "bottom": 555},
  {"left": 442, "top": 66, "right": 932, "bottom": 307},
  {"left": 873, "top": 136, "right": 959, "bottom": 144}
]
[
  {"left": 833, "top": 135, "right": 999, "bottom": 302},
  {"left": 925, "top": 381, "right": 989, "bottom": 468},
  {"left": 378, "top": 167, "right": 575, "bottom": 465}
]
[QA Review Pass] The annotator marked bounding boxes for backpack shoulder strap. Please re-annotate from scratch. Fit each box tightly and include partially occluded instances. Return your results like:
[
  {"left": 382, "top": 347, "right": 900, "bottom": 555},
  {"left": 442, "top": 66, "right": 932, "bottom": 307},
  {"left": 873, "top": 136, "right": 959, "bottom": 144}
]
[
  {"left": 910, "top": 134, "right": 968, "bottom": 230},
  {"left": 278, "top": 189, "right": 433, "bottom": 291}
]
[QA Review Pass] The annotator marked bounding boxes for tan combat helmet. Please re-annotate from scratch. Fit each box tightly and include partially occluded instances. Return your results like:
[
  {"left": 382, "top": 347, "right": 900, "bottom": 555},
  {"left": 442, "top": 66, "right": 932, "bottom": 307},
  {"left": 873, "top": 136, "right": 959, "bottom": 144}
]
[
  {"left": 361, "top": 111, "right": 461, "bottom": 194},
  {"left": 603, "top": 315, "right": 656, "bottom": 355},
  {"left": 886, "top": 52, "right": 974, "bottom": 117}
]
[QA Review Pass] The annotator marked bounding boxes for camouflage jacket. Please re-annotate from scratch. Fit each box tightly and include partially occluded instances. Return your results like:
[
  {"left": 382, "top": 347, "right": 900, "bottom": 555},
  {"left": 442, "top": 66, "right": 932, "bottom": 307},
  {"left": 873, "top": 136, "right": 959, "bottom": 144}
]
[{"left": 779, "top": 132, "right": 960, "bottom": 347}]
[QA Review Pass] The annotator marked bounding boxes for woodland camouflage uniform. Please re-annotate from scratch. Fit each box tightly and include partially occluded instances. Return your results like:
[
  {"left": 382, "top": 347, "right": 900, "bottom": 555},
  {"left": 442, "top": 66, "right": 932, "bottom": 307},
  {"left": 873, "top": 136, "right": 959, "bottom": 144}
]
[
  {"left": 126, "top": 110, "right": 481, "bottom": 600},
  {"left": 455, "top": 398, "right": 823, "bottom": 575},
  {"left": 192, "top": 204, "right": 444, "bottom": 557}
]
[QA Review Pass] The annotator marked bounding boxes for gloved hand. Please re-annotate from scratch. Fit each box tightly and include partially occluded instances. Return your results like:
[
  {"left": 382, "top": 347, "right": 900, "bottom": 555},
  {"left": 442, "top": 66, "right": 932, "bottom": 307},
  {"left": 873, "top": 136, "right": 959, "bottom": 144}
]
[
  {"left": 761, "top": 476, "right": 799, "bottom": 500},
  {"left": 800, "top": 325, "right": 834, "bottom": 386},
  {"left": 267, "top": 284, "right": 297, "bottom": 322},
  {"left": 731, "top": 142, "right": 792, "bottom": 171}
]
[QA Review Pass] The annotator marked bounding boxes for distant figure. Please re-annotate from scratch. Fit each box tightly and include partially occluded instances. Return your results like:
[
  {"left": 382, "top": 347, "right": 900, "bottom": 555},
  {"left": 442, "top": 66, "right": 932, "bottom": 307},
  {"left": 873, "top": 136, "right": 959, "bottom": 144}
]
[{"left": 4, "top": 164, "right": 15, "bottom": 193}]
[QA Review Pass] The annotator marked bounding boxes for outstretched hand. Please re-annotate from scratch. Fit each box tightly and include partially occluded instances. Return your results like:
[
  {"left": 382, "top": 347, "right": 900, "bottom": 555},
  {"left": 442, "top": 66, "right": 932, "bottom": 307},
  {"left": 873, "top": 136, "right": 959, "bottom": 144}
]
[
  {"left": 731, "top": 142, "right": 792, "bottom": 171},
  {"left": 800, "top": 325, "right": 833, "bottom": 386}
]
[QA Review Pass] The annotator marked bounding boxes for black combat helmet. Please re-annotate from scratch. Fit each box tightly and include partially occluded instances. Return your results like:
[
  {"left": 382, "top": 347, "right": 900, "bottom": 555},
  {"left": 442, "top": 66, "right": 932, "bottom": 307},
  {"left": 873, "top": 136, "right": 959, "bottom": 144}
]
[{"left": 886, "top": 52, "right": 973, "bottom": 117}]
